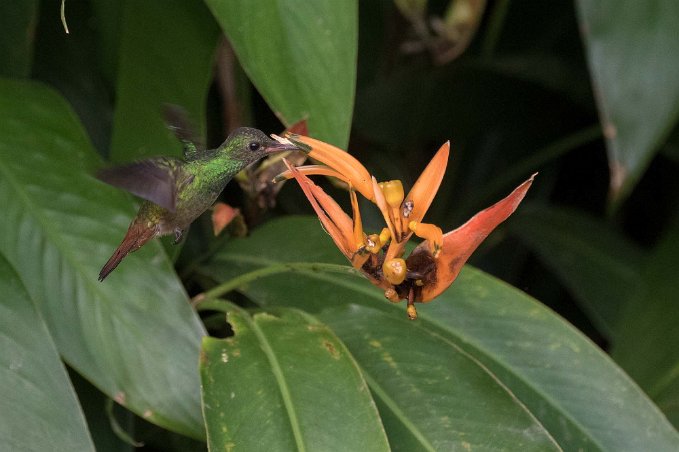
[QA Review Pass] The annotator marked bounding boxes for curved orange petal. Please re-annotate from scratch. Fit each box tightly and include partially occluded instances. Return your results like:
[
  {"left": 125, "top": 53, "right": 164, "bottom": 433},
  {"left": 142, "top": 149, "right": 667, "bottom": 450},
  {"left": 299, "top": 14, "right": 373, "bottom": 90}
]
[
  {"left": 274, "top": 165, "right": 350, "bottom": 184},
  {"left": 401, "top": 141, "right": 450, "bottom": 233},
  {"left": 286, "top": 134, "right": 375, "bottom": 201},
  {"left": 350, "top": 187, "right": 365, "bottom": 250},
  {"left": 285, "top": 160, "right": 355, "bottom": 260},
  {"left": 418, "top": 173, "right": 536, "bottom": 302},
  {"left": 348, "top": 185, "right": 373, "bottom": 269}
]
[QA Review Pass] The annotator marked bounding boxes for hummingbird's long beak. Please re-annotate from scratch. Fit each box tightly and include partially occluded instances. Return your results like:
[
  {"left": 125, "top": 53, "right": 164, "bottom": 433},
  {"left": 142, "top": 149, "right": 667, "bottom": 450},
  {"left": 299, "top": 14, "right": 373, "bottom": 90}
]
[{"left": 268, "top": 134, "right": 311, "bottom": 154}]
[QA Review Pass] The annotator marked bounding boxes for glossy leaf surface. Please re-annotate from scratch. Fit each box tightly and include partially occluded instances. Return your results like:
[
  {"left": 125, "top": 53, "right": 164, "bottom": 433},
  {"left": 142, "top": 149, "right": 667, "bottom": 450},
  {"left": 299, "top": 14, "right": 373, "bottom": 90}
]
[
  {"left": 318, "top": 305, "right": 559, "bottom": 451},
  {"left": 613, "top": 221, "right": 679, "bottom": 428},
  {"left": 576, "top": 0, "right": 679, "bottom": 203},
  {"left": 205, "top": 0, "right": 358, "bottom": 147},
  {"left": 0, "top": 79, "right": 206, "bottom": 438},
  {"left": 511, "top": 205, "right": 646, "bottom": 340},
  {"left": 200, "top": 307, "right": 389, "bottom": 451},
  {"left": 202, "top": 216, "right": 679, "bottom": 450},
  {"left": 0, "top": 254, "right": 94, "bottom": 451},
  {"left": 110, "top": 0, "right": 219, "bottom": 162}
]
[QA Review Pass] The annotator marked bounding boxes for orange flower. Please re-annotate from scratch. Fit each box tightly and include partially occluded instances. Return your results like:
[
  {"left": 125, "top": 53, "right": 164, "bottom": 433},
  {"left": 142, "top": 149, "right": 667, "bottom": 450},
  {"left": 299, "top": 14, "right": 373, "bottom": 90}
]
[{"left": 277, "top": 134, "right": 535, "bottom": 319}]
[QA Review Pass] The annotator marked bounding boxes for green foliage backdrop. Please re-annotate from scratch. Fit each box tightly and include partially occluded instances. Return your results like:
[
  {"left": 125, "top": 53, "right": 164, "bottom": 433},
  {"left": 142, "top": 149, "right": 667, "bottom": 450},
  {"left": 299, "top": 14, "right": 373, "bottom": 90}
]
[{"left": 1, "top": 0, "right": 678, "bottom": 450}]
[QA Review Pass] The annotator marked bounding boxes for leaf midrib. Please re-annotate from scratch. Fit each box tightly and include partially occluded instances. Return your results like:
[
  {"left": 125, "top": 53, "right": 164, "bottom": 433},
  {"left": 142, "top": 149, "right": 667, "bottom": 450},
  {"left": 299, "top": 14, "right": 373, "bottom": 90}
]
[
  {"left": 0, "top": 154, "right": 91, "bottom": 295},
  {"left": 248, "top": 314, "right": 306, "bottom": 452},
  {"left": 0, "top": 143, "right": 202, "bottom": 435},
  {"left": 215, "top": 252, "right": 608, "bottom": 450},
  {"left": 304, "top": 269, "right": 605, "bottom": 451},
  {"left": 359, "top": 368, "right": 436, "bottom": 452}
]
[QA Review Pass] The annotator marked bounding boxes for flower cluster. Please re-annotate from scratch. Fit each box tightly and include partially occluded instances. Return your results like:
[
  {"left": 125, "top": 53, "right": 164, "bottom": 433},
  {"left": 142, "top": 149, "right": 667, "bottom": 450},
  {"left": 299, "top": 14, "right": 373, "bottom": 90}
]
[{"left": 276, "top": 134, "right": 534, "bottom": 319}]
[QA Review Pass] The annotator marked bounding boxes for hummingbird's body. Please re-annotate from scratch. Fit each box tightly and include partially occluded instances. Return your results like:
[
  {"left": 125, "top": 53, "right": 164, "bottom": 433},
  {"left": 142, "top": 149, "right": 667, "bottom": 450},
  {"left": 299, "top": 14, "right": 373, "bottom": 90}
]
[{"left": 97, "top": 126, "right": 299, "bottom": 280}]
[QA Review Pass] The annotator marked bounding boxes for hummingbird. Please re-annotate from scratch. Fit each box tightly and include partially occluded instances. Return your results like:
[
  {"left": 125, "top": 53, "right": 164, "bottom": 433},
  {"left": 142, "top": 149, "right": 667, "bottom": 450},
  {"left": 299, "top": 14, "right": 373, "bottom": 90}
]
[{"left": 96, "top": 111, "right": 301, "bottom": 281}]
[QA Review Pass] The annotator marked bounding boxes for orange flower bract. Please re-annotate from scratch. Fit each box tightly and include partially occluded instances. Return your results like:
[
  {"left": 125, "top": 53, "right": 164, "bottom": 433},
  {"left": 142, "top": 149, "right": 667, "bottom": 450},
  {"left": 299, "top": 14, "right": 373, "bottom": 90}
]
[{"left": 279, "top": 134, "right": 535, "bottom": 319}]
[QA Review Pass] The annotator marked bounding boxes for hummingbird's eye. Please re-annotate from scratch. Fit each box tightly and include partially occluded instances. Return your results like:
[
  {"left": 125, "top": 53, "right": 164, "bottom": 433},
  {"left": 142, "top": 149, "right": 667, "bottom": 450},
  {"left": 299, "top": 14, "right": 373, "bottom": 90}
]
[{"left": 248, "top": 141, "right": 261, "bottom": 152}]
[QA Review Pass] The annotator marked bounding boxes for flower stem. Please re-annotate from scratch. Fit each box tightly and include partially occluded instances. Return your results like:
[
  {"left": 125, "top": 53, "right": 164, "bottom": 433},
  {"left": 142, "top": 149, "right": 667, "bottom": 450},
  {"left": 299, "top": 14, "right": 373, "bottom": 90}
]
[
  {"left": 195, "top": 298, "right": 242, "bottom": 314},
  {"left": 193, "top": 262, "right": 361, "bottom": 305}
]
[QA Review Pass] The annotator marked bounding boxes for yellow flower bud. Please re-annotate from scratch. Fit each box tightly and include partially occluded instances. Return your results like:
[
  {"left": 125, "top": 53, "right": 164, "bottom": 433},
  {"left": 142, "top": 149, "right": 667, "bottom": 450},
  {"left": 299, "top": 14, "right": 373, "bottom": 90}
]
[
  {"left": 382, "top": 258, "right": 407, "bottom": 285},
  {"left": 378, "top": 180, "right": 405, "bottom": 209},
  {"left": 365, "top": 234, "right": 382, "bottom": 253},
  {"left": 406, "top": 303, "right": 418, "bottom": 320}
]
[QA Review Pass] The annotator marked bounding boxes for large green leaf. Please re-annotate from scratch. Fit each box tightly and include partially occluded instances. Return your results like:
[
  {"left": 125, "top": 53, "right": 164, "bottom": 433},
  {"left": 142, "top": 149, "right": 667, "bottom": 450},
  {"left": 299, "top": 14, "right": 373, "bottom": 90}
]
[
  {"left": 510, "top": 205, "right": 646, "bottom": 340},
  {"left": 317, "top": 305, "right": 559, "bottom": 451},
  {"left": 612, "top": 220, "right": 679, "bottom": 428},
  {"left": 205, "top": 0, "right": 358, "bottom": 147},
  {"left": 110, "top": 0, "right": 219, "bottom": 162},
  {"left": 200, "top": 306, "right": 389, "bottom": 451},
  {"left": 0, "top": 254, "right": 94, "bottom": 452},
  {"left": 576, "top": 0, "right": 679, "bottom": 204},
  {"left": 0, "top": 79, "right": 206, "bottom": 438},
  {"left": 201, "top": 216, "right": 679, "bottom": 450},
  {"left": 0, "top": 0, "right": 37, "bottom": 78}
]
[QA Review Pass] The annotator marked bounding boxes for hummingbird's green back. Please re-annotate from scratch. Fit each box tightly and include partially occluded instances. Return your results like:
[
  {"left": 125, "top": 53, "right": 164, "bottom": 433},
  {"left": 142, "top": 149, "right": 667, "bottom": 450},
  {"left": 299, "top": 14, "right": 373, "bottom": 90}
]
[{"left": 97, "top": 125, "right": 301, "bottom": 280}]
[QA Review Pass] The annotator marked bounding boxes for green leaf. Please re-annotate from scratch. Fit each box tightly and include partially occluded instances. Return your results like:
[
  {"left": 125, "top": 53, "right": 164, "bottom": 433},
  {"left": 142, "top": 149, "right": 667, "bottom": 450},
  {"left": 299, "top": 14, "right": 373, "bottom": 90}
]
[
  {"left": 202, "top": 216, "right": 679, "bottom": 450},
  {"left": 510, "top": 205, "right": 646, "bottom": 340},
  {"left": 200, "top": 305, "right": 389, "bottom": 451},
  {"left": 612, "top": 220, "right": 679, "bottom": 428},
  {"left": 0, "top": 254, "right": 95, "bottom": 451},
  {"left": 317, "top": 305, "right": 559, "bottom": 451},
  {"left": 576, "top": 0, "right": 679, "bottom": 204},
  {"left": 0, "top": 79, "right": 206, "bottom": 438},
  {"left": 90, "top": 0, "right": 123, "bottom": 89},
  {"left": 205, "top": 0, "right": 358, "bottom": 147},
  {"left": 0, "top": 0, "right": 37, "bottom": 78},
  {"left": 110, "top": 0, "right": 219, "bottom": 161}
]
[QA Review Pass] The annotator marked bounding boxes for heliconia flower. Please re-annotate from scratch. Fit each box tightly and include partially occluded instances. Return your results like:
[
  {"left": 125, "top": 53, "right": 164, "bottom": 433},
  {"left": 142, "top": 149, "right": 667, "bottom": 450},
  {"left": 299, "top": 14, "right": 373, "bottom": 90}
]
[{"left": 278, "top": 134, "right": 535, "bottom": 319}]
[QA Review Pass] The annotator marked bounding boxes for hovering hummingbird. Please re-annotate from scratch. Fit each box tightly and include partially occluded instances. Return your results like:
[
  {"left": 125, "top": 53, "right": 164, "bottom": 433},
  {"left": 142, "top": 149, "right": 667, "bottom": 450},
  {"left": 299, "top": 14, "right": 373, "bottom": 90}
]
[{"left": 97, "top": 109, "right": 300, "bottom": 281}]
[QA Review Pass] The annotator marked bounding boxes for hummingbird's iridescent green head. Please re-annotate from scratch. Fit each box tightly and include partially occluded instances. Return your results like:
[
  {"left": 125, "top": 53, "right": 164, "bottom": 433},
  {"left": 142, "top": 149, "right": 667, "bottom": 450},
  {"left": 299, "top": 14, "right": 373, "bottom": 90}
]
[{"left": 220, "top": 127, "right": 300, "bottom": 166}]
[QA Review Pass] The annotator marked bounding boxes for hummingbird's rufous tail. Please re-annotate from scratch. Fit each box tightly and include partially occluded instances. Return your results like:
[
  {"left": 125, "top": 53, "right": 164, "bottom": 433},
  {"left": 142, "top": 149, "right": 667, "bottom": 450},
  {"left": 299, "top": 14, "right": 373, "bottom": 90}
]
[{"left": 99, "top": 222, "right": 157, "bottom": 281}]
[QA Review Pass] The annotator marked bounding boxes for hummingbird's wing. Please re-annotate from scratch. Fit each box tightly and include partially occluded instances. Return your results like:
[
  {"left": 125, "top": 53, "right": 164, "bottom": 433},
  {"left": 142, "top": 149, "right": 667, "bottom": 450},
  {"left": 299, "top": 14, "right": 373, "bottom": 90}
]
[
  {"left": 96, "top": 157, "right": 189, "bottom": 212},
  {"left": 162, "top": 104, "right": 205, "bottom": 161}
]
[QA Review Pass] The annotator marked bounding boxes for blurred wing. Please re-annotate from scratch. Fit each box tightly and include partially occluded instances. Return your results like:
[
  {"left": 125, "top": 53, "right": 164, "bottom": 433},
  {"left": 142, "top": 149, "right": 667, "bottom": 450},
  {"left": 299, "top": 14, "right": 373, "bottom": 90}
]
[
  {"left": 162, "top": 104, "right": 205, "bottom": 160},
  {"left": 97, "top": 157, "right": 185, "bottom": 212}
]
